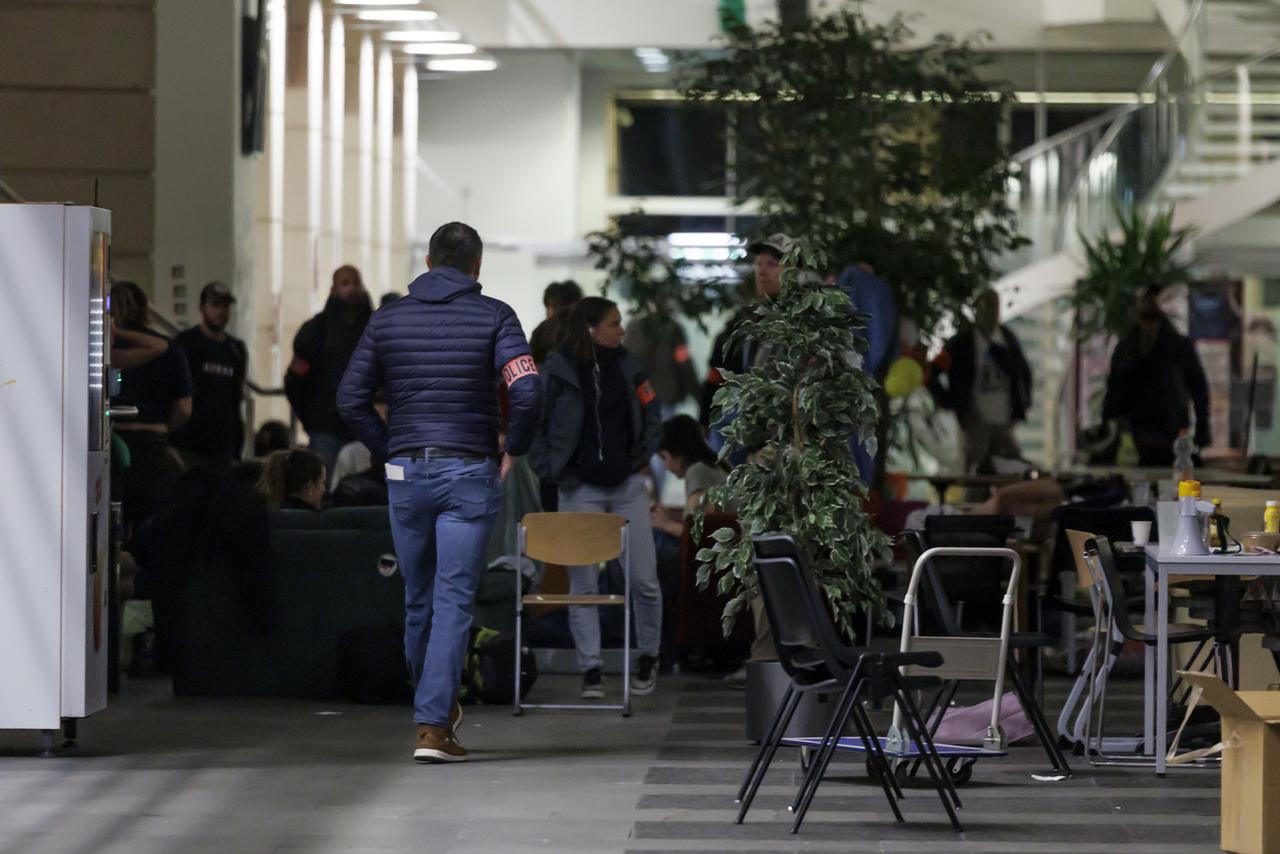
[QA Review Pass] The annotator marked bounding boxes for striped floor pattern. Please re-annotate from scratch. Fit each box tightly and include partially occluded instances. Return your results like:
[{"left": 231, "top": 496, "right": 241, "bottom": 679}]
[{"left": 625, "top": 676, "right": 1221, "bottom": 853}]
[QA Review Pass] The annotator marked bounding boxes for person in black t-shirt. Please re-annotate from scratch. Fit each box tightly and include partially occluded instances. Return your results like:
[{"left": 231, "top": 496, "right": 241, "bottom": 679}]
[
  {"left": 173, "top": 281, "right": 248, "bottom": 468},
  {"left": 110, "top": 280, "right": 193, "bottom": 535}
]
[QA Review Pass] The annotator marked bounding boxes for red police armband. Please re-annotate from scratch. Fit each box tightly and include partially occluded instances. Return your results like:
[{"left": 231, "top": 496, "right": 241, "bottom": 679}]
[
  {"left": 289, "top": 357, "right": 311, "bottom": 377},
  {"left": 501, "top": 355, "right": 537, "bottom": 387},
  {"left": 706, "top": 367, "right": 723, "bottom": 386},
  {"left": 637, "top": 380, "right": 657, "bottom": 406},
  {"left": 674, "top": 344, "right": 691, "bottom": 364}
]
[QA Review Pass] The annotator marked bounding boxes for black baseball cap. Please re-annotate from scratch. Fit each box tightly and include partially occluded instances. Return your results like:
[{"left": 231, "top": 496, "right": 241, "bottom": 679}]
[{"left": 200, "top": 281, "right": 236, "bottom": 305}]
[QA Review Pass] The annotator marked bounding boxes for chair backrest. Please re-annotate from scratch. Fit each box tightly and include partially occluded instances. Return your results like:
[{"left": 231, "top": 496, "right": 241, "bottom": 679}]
[
  {"left": 520, "top": 512, "right": 625, "bottom": 565},
  {"left": 1083, "top": 535, "right": 1141, "bottom": 641},
  {"left": 1201, "top": 485, "right": 1272, "bottom": 535},
  {"left": 909, "top": 515, "right": 1021, "bottom": 635},
  {"left": 1049, "top": 504, "right": 1156, "bottom": 579},
  {"left": 1064, "top": 528, "right": 1097, "bottom": 590},
  {"left": 751, "top": 534, "right": 847, "bottom": 683}
]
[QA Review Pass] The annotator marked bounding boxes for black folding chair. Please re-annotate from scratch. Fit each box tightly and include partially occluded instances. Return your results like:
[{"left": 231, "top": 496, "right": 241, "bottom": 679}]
[{"left": 737, "top": 534, "right": 962, "bottom": 834}]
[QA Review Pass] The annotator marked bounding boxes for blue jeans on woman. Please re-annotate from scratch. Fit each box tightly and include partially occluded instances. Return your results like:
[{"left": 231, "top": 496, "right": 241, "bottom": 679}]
[{"left": 386, "top": 452, "right": 501, "bottom": 726}]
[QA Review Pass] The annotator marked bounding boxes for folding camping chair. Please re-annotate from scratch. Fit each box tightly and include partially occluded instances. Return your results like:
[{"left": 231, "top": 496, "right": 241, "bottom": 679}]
[{"left": 513, "top": 512, "right": 632, "bottom": 716}]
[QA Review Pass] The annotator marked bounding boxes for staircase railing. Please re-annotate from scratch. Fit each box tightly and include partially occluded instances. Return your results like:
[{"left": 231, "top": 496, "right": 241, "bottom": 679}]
[{"left": 1006, "top": 0, "right": 1207, "bottom": 271}]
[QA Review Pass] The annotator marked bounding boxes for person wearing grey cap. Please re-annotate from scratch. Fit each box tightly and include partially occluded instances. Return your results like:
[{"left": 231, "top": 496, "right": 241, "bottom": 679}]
[
  {"left": 699, "top": 233, "right": 790, "bottom": 432},
  {"left": 173, "top": 281, "right": 248, "bottom": 467}
]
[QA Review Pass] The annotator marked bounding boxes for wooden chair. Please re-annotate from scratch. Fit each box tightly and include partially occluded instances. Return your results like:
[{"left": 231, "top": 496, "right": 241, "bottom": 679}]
[{"left": 514, "top": 512, "right": 632, "bottom": 716}]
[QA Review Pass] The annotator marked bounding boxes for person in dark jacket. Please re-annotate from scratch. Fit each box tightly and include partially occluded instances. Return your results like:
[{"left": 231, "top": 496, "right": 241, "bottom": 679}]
[
  {"left": 338, "top": 221, "right": 540, "bottom": 764},
  {"left": 529, "top": 280, "right": 582, "bottom": 366},
  {"left": 530, "top": 296, "right": 663, "bottom": 701},
  {"left": 1102, "top": 285, "right": 1211, "bottom": 465},
  {"left": 173, "top": 281, "right": 248, "bottom": 468},
  {"left": 285, "top": 265, "right": 372, "bottom": 473},
  {"left": 928, "top": 289, "right": 1033, "bottom": 472}
]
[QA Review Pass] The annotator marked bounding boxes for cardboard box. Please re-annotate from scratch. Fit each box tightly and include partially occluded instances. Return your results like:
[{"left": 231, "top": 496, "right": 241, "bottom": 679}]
[{"left": 1181, "top": 671, "right": 1280, "bottom": 854}]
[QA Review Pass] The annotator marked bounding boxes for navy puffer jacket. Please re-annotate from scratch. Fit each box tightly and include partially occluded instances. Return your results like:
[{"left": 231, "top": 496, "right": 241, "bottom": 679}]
[{"left": 337, "top": 267, "right": 541, "bottom": 459}]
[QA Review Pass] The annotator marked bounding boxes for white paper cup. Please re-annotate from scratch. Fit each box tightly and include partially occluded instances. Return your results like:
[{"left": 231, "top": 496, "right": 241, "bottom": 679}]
[{"left": 1131, "top": 520, "right": 1152, "bottom": 547}]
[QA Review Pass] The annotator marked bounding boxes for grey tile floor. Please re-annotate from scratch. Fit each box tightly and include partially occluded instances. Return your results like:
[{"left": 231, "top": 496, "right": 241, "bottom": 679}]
[{"left": 0, "top": 672, "right": 1221, "bottom": 854}]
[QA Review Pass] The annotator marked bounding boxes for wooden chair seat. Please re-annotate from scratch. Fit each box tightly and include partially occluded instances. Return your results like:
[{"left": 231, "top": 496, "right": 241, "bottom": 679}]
[{"left": 521, "top": 593, "right": 625, "bottom": 606}]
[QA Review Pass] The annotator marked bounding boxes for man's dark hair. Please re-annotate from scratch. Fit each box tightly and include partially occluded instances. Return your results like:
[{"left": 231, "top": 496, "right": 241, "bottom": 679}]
[
  {"left": 543, "top": 280, "right": 583, "bottom": 311},
  {"left": 428, "top": 221, "right": 483, "bottom": 273}
]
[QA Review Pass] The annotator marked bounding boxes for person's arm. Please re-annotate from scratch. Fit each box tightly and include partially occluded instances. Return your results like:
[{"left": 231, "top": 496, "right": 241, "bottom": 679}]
[
  {"left": 167, "top": 343, "right": 194, "bottom": 432},
  {"left": 493, "top": 304, "right": 542, "bottom": 461},
  {"left": 111, "top": 326, "right": 168, "bottom": 370},
  {"left": 284, "top": 320, "right": 319, "bottom": 431},
  {"left": 336, "top": 318, "right": 388, "bottom": 458},
  {"left": 635, "top": 369, "right": 663, "bottom": 462},
  {"left": 1101, "top": 341, "right": 1127, "bottom": 426},
  {"left": 1186, "top": 340, "right": 1212, "bottom": 448}
]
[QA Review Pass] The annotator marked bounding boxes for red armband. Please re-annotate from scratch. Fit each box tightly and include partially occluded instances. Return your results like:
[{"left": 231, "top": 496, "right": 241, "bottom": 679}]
[
  {"left": 289, "top": 357, "right": 311, "bottom": 377},
  {"left": 705, "top": 367, "right": 724, "bottom": 386},
  {"left": 674, "top": 344, "right": 691, "bottom": 364},
  {"left": 637, "top": 380, "right": 657, "bottom": 406},
  {"left": 501, "top": 355, "right": 537, "bottom": 387}
]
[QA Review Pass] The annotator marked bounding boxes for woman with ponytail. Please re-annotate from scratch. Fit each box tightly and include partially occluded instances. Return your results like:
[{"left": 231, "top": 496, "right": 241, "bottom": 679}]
[
  {"left": 258, "top": 448, "right": 327, "bottom": 511},
  {"left": 530, "top": 296, "right": 663, "bottom": 700}
]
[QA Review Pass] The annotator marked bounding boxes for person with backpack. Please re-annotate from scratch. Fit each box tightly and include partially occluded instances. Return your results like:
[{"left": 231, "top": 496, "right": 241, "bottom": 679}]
[{"left": 530, "top": 297, "right": 663, "bottom": 700}]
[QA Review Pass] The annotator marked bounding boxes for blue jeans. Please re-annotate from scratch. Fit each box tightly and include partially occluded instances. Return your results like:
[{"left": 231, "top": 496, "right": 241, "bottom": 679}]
[
  {"left": 386, "top": 452, "right": 501, "bottom": 725},
  {"left": 559, "top": 474, "right": 662, "bottom": 672}
]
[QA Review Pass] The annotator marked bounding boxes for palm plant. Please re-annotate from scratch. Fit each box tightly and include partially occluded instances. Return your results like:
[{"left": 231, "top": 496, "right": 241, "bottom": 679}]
[{"left": 1073, "top": 206, "right": 1195, "bottom": 338}]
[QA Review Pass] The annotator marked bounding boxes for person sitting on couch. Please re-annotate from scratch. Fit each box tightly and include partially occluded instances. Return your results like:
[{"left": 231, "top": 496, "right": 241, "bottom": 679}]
[{"left": 259, "top": 448, "right": 326, "bottom": 511}]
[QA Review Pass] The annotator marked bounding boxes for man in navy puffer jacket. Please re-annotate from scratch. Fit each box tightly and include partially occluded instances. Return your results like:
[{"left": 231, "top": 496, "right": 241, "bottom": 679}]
[{"left": 338, "top": 222, "right": 541, "bottom": 764}]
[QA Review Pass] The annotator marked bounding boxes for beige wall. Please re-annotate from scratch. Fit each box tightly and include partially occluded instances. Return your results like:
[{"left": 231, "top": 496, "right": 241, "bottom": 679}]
[{"left": 0, "top": 0, "right": 156, "bottom": 289}]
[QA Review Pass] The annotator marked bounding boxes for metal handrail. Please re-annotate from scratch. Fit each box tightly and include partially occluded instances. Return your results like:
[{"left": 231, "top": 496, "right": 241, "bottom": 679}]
[
  {"left": 1010, "top": 105, "right": 1137, "bottom": 165},
  {"left": 1139, "top": 0, "right": 1208, "bottom": 92}
]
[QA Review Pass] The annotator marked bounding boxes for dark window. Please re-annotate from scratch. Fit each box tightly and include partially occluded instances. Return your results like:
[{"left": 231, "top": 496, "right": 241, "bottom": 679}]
[{"left": 616, "top": 101, "right": 728, "bottom": 196}]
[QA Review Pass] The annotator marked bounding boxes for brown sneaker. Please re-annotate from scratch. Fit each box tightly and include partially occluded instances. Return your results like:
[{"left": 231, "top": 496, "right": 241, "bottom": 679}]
[
  {"left": 414, "top": 724, "right": 467, "bottom": 763},
  {"left": 448, "top": 701, "right": 463, "bottom": 737}
]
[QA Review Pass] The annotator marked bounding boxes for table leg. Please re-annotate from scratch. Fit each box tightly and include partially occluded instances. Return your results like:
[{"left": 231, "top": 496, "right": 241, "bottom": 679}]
[
  {"left": 1156, "top": 568, "right": 1169, "bottom": 776},
  {"left": 1143, "top": 559, "right": 1154, "bottom": 757}
]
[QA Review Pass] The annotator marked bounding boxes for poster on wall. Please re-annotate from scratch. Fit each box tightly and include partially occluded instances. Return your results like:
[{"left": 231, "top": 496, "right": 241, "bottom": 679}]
[{"left": 1188, "top": 280, "right": 1243, "bottom": 454}]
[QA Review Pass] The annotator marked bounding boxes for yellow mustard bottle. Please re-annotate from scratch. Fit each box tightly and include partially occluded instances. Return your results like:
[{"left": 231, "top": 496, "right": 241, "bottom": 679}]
[{"left": 1266, "top": 501, "right": 1280, "bottom": 534}]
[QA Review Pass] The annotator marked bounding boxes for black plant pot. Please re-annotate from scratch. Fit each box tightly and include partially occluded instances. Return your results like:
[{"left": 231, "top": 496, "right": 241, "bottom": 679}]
[{"left": 744, "top": 660, "right": 847, "bottom": 743}]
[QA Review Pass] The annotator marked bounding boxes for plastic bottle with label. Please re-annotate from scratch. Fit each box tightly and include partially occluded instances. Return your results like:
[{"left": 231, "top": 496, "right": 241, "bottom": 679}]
[{"left": 1266, "top": 500, "right": 1280, "bottom": 534}]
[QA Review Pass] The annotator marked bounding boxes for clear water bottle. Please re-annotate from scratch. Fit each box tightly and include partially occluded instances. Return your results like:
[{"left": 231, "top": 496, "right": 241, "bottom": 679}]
[{"left": 1173, "top": 429, "right": 1195, "bottom": 486}]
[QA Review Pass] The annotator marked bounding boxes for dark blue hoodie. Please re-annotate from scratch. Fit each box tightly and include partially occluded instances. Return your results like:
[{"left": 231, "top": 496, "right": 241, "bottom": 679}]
[{"left": 337, "top": 266, "right": 541, "bottom": 460}]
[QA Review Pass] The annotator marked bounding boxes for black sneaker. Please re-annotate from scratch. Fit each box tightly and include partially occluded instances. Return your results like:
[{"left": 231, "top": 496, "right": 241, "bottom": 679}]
[
  {"left": 632, "top": 655, "right": 657, "bottom": 696},
  {"left": 581, "top": 668, "right": 605, "bottom": 699}
]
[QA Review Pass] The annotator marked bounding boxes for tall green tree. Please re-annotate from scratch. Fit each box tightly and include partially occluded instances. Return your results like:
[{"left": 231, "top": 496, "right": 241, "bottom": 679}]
[{"left": 682, "top": 8, "right": 1024, "bottom": 338}]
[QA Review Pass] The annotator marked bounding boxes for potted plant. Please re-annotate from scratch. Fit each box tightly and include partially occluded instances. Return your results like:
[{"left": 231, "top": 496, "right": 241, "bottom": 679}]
[
  {"left": 1072, "top": 205, "right": 1195, "bottom": 339},
  {"left": 695, "top": 241, "right": 890, "bottom": 738}
]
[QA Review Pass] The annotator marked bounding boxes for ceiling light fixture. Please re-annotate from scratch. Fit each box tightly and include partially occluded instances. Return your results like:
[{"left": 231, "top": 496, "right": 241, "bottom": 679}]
[
  {"left": 404, "top": 42, "right": 477, "bottom": 55},
  {"left": 426, "top": 58, "right": 497, "bottom": 72},
  {"left": 383, "top": 29, "right": 461, "bottom": 42},
  {"left": 336, "top": 0, "right": 421, "bottom": 5},
  {"left": 356, "top": 9, "right": 438, "bottom": 22}
]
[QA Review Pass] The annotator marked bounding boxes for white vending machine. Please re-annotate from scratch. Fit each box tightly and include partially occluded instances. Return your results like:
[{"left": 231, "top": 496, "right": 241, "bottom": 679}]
[{"left": 0, "top": 204, "right": 112, "bottom": 746}]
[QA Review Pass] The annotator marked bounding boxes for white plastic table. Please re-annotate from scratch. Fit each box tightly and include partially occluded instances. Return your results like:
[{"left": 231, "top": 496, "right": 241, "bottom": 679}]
[{"left": 1142, "top": 546, "right": 1280, "bottom": 774}]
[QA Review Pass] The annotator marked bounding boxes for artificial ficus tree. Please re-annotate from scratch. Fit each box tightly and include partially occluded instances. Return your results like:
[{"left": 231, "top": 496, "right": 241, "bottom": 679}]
[{"left": 695, "top": 242, "right": 891, "bottom": 637}]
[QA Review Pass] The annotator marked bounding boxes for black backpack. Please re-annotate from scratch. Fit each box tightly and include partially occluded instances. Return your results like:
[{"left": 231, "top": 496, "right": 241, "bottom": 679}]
[{"left": 460, "top": 628, "right": 537, "bottom": 705}]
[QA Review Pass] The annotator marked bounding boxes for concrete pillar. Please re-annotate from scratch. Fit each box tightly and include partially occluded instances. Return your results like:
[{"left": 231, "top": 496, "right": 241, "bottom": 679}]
[
  {"left": 341, "top": 35, "right": 374, "bottom": 285},
  {"left": 280, "top": 0, "right": 324, "bottom": 389},
  {"left": 322, "top": 12, "right": 345, "bottom": 297},
  {"left": 396, "top": 65, "right": 419, "bottom": 287},
  {"left": 251, "top": 0, "right": 287, "bottom": 417},
  {"left": 374, "top": 45, "right": 395, "bottom": 297}
]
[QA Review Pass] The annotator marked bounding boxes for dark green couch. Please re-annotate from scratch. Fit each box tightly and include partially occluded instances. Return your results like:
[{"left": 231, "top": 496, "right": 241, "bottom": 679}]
[{"left": 174, "top": 505, "right": 518, "bottom": 698}]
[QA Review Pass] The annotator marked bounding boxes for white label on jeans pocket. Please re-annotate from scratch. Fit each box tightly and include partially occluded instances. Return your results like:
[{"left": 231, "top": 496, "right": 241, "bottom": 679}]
[{"left": 385, "top": 463, "right": 405, "bottom": 481}]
